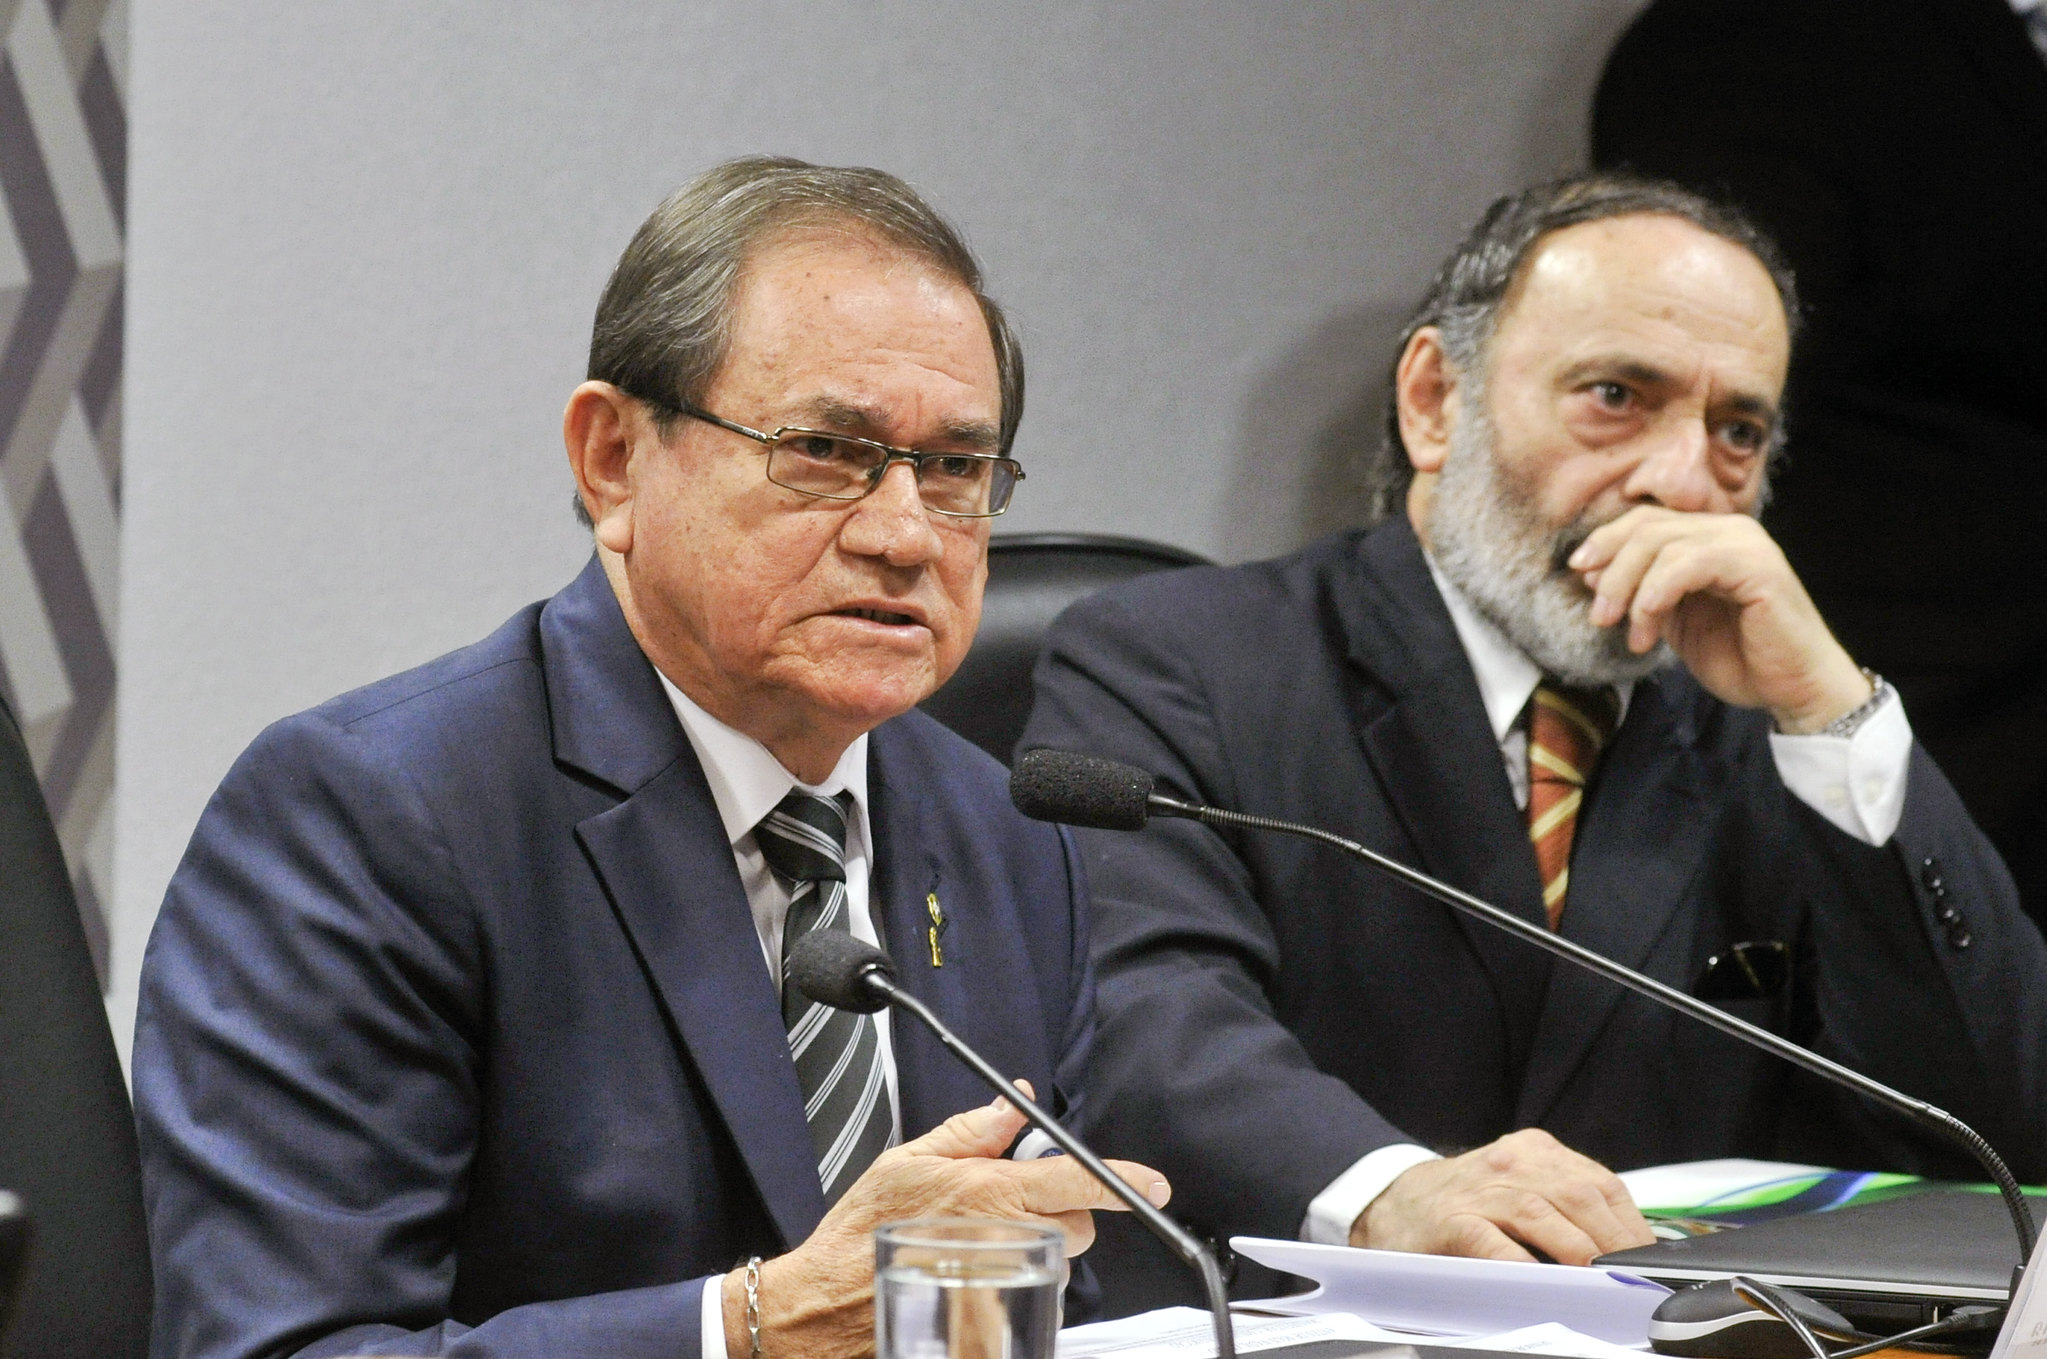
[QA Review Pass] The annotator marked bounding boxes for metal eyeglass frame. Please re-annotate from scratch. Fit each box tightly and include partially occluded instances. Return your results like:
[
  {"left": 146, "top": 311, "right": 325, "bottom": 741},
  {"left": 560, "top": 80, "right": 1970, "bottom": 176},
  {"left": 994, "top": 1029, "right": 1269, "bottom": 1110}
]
[{"left": 657, "top": 399, "right": 1024, "bottom": 519}]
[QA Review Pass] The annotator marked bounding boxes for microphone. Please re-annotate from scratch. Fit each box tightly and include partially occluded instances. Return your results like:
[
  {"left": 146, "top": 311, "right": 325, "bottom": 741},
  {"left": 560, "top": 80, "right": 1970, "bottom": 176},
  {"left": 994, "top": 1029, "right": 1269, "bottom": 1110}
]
[
  {"left": 1008, "top": 749, "right": 2040, "bottom": 1280},
  {"left": 784, "top": 929, "right": 892, "bottom": 1014},
  {"left": 786, "top": 931, "right": 1236, "bottom": 1359}
]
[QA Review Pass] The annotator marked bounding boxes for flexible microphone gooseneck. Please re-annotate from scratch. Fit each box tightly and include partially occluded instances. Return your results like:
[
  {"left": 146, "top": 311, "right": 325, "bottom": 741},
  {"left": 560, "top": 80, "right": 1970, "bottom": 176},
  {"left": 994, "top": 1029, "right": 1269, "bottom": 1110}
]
[
  {"left": 785, "top": 930, "right": 1237, "bottom": 1359},
  {"left": 1009, "top": 748, "right": 2039, "bottom": 1278}
]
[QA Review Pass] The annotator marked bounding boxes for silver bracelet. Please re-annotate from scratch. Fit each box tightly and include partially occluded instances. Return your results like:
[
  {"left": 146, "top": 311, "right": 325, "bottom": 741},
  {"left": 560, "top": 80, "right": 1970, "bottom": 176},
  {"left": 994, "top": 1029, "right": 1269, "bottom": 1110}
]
[
  {"left": 1820, "top": 668, "right": 1893, "bottom": 738},
  {"left": 745, "top": 1256, "right": 763, "bottom": 1359}
]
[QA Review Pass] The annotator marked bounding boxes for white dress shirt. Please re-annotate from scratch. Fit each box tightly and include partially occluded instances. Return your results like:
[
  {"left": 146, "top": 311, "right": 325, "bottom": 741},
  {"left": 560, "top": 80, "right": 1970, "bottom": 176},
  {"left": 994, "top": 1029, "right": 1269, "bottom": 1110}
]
[
  {"left": 1299, "top": 556, "right": 1915, "bottom": 1245},
  {"left": 658, "top": 676, "right": 900, "bottom": 1359}
]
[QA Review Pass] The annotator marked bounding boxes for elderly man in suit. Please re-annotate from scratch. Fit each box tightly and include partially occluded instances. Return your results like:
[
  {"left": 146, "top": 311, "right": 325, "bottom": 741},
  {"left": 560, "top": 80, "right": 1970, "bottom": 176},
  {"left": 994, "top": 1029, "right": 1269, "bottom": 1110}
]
[
  {"left": 135, "top": 156, "right": 1165, "bottom": 1359},
  {"left": 1021, "top": 173, "right": 2047, "bottom": 1313}
]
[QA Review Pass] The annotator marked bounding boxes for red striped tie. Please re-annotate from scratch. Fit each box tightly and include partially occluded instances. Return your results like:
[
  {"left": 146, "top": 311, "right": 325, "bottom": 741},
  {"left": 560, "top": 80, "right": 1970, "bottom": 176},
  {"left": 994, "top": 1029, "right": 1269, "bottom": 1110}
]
[{"left": 1528, "top": 682, "right": 1620, "bottom": 931}]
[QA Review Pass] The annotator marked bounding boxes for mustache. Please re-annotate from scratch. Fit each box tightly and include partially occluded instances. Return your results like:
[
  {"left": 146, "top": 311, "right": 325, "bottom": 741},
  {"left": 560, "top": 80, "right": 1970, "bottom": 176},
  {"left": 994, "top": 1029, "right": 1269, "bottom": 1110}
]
[
  {"left": 1547, "top": 518, "right": 1606, "bottom": 578},
  {"left": 1549, "top": 526, "right": 1591, "bottom": 575}
]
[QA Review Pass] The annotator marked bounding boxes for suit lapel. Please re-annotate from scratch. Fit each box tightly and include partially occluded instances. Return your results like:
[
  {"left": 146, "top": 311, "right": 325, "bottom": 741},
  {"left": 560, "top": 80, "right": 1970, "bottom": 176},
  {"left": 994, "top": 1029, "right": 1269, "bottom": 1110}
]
[
  {"left": 1337, "top": 525, "right": 1553, "bottom": 1075},
  {"left": 866, "top": 730, "right": 988, "bottom": 1136},
  {"left": 1514, "top": 676, "right": 1722, "bottom": 1126},
  {"left": 543, "top": 557, "right": 827, "bottom": 1250}
]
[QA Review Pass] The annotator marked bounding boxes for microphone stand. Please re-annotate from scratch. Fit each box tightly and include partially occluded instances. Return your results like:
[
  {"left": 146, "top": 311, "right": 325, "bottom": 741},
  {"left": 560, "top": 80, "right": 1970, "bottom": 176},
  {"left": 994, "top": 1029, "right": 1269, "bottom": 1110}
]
[
  {"left": 863, "top": 967, "right": 1238, "bottom": 1359},
  {"left": 1143, "top": 790, "right": 2039, "bottom": 1277}
]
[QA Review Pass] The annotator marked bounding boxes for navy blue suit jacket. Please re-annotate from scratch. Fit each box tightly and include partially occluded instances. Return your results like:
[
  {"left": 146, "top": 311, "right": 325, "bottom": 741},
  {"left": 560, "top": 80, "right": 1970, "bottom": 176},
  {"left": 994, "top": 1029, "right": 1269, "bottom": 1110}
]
[
  {"left": 1022, "top": 519, "right": 2047, "bottom": 1314},
  {"left": 135, "top": 558, "right": 1095, "bottom": 1359}
]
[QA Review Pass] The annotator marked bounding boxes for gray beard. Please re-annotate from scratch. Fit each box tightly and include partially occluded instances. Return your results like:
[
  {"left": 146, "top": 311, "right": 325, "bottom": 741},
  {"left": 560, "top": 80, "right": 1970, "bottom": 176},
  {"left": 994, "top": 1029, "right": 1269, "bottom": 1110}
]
[{"left": 1427, "top": 397, "right": 1675, "bottom": 688}]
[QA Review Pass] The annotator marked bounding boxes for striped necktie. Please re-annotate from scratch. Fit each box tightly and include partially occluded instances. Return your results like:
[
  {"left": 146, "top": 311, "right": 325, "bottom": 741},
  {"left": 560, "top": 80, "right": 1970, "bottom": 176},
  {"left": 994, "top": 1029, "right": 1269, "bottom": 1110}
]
[
  {"left": 1527, "top": 682, "right": 1620, "bottom": 931},
  {"left": 756, "top": 791, "right": 896, "bottom": 1203}
]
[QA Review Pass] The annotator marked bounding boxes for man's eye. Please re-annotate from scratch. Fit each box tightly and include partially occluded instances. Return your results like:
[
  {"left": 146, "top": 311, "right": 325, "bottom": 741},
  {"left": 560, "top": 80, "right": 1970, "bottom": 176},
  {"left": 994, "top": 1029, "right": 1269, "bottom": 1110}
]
[
  {"left": 788, "top": 435, "right": 855, "bottom": 463},
  {"left": 1721, "top": 421, "right": 1768, "bottom": 453},
  {"left": 1589, "top": 381, "right": 1631, "bottom": 409},
  {"left": 925, "top": 455, "right": 986, "bottom": 482}
]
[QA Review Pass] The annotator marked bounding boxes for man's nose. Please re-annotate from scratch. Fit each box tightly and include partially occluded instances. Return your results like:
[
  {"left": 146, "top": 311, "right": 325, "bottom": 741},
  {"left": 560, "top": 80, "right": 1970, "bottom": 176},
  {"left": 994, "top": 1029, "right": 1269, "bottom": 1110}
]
[
  {"left": 841, "top": 460, "right": 942, "bottom": 566},
  {"left": 1623, "top": 422, "right": 1718, "bottom": 513}
]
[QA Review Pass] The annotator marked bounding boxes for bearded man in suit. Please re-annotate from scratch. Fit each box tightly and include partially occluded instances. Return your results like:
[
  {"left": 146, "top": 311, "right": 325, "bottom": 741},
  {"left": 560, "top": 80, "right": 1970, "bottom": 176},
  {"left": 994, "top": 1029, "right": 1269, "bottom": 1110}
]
[{"left": 1021, "top": 174, "right": 2047, "bottom": 1313}]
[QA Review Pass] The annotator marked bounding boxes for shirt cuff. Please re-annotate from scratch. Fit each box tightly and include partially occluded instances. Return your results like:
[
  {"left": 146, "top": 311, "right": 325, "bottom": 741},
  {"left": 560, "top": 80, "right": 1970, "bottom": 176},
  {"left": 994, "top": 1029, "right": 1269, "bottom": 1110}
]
[
  {"left": 1301, "top": 1143, "right": 1442, "bottom": 1246},
  {"left": 1768, "top": 692, "right": 1913, "bottom": 846},
  {"left": 704, "top": 1269, "right": 735, "bottom": 1359}
]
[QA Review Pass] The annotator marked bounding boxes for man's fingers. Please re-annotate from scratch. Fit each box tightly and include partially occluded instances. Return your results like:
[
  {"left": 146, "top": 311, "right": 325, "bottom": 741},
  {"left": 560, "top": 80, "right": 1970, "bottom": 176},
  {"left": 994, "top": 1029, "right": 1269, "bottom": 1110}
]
[
  {"left": 1491, "top": 1187, "right": 1607, "bottom": 1266},
  {"left": 902, "top": 1094, "right": 1031, "bottom": 1161},
  {"left": 1103, "top": 1157, "right": 1171, "bottom": 1208},
  {"left": 1585, "top": 517, "right": 1686, "bottom": 632},
  {"left": 1602, "top": 1182, "right": 1657, "bottom": 1250},
  {"left": 1009, "top": 1153, "right": 1169, "bottom": 1217},
  {"left": 1047, "top": 1208, "right": 1098, "bottom": 1258},
  {"left": 1443, "top": 1212, "right": 1540, "bottom": 1264}
]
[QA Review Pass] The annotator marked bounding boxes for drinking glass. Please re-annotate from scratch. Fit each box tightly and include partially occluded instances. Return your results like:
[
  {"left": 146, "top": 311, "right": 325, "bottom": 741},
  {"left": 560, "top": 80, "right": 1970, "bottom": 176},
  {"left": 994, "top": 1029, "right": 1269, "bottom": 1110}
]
[{"left": 876, "top": 1218, "right": 1063, "bottom": 1359}]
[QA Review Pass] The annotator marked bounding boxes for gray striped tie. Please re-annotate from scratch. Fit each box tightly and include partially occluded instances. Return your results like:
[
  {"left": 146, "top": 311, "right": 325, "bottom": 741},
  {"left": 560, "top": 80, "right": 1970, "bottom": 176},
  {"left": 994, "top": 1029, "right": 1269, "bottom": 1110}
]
[{"left": 757, "top": 791, "right": 896, "bottom": 1203}]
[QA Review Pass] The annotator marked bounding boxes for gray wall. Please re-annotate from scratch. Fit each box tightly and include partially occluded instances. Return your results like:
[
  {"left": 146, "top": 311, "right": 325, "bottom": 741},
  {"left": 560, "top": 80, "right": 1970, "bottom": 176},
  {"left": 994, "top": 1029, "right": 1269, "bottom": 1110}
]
[{"left": 113, "top": 0, "right": 1647, "bottom": 1064}]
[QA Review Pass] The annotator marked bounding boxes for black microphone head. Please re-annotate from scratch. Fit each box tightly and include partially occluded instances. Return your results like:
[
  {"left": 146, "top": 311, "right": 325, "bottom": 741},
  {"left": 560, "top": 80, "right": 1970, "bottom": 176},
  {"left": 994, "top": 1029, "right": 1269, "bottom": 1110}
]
[
  {"left": 786, "top": 932, "right": 895, "bottom": 1014},
  {"left": 1011, "top": 749, "right": 1155, "bottom": 831}
]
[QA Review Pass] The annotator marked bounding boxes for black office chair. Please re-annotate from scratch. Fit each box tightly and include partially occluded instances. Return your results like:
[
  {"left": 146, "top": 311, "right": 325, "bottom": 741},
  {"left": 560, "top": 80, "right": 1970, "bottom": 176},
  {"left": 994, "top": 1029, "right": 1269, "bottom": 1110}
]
[
  {"left": 921, "top": 533, "right": 1211, "bottom": 764},
  {"left": 0, "top": 693, "right": 150, "bottom": 1358}
]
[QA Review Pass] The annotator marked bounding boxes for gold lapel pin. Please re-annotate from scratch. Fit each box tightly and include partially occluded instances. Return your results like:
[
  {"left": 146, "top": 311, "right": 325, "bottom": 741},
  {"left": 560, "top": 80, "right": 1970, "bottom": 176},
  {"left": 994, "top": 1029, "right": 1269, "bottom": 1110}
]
[{"left": 926, "top": 892, "right": 947, "bottom": 967}]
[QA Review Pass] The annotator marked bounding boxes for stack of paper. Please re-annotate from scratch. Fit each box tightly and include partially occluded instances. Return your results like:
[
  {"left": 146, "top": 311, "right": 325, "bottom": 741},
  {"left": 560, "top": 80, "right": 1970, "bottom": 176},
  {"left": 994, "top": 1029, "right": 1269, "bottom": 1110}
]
[
  {"left": 1228, "top": 1237, "right": 1669, "bottom": 1346},
  {"left": 1057, "top": 1306, "right": 1647, "bottom": 1359}
]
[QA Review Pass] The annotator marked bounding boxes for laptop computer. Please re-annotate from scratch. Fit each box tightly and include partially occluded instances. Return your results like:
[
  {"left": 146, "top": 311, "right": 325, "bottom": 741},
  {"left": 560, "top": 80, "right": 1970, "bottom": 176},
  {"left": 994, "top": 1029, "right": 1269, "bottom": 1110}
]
[{"left": 1596, "top": 1188, "right": 2043, "bottom": 1330}]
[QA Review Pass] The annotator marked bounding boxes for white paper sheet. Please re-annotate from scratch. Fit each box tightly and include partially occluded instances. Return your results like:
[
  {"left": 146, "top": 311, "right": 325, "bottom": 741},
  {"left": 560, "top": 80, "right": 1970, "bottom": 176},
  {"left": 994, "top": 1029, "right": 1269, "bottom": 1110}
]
[
  {"left": 1227, "top": 1237, "right": 1670, "bottom": 1346},
  {"left": 1056, "top": 1306, "right": 1646, "bottom": 1359}
]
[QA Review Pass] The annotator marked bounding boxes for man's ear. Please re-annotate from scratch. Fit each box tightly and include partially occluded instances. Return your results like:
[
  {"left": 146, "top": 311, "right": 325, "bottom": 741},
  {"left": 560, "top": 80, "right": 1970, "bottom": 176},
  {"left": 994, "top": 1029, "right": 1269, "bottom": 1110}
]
[
  {"left": 1393, "top": 327, "right": 1460, "bottom": 476},
  {"left": 563, "top": 382, "right": 640, "bottom": 554}
]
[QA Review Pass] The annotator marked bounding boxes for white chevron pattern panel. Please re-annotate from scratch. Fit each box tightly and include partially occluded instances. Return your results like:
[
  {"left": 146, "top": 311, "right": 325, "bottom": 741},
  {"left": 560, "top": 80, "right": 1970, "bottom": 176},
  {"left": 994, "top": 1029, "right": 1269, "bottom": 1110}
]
[{"left": 0, "top": 0, "right": 124, "bottom": 986}]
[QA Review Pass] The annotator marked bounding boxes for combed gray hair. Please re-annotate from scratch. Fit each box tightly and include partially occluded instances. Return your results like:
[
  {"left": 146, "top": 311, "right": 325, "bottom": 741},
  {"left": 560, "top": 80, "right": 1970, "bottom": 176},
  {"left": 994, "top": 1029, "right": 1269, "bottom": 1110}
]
[
  {"left": 1365, "top": 172, "right": 1800, "bottom": 521},
  {"left": 577, "top": 155, "right": 1024, "bottom": 525}
]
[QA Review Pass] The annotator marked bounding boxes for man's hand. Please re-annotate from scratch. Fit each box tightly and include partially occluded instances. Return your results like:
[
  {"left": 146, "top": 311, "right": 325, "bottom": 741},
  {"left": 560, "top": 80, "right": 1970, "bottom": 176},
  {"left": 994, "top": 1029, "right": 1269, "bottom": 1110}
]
[
  {"left": 724, "top": 1085, "right": 1169, "bottom": 1359},
  {"left": 1350, "top": 1129, "right": 1653, "bottom": 1264},
  {"left": 1567, "top": 507, "right": 1871, "bottom": 733}
]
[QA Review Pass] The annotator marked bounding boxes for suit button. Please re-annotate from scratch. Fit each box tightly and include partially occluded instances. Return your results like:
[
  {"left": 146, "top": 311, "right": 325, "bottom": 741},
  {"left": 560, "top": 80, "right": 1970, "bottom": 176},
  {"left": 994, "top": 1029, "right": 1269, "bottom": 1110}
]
[
  {"left": 1921, "top": 858, "right": 1943, "bottom": 891},
  {"left": 1949, "top": 927, "right": 1973, "bottom": 950},
  {"left": 1938, "top": 907, "right": 1961, "bottom": 925}
]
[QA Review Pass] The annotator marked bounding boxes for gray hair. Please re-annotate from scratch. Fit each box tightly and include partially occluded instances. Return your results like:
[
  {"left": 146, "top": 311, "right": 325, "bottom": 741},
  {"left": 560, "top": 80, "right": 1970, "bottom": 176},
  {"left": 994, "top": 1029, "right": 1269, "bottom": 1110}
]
[
  {"left": 1365, "top": 172, "right": 1800, "bottom": 521},
  {"left": 577, "top": 155, "right": 1024, "bottom": 525}
]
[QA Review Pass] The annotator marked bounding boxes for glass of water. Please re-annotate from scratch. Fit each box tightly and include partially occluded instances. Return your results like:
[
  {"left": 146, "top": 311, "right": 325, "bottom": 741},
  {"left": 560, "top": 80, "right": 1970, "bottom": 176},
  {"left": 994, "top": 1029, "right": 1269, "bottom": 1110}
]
[{"left": 876, "top": 1218, "right": 1063, "bottom": 1359}]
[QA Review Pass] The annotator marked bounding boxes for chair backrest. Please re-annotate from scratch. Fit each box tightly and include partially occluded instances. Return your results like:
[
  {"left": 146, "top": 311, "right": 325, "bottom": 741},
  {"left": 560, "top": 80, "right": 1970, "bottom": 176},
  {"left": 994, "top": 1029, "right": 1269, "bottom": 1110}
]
[
  {"left": 920, "top": 533, "right": 1210, "bottom": 764},
  {"left": 0, "top": 693, "right": 150, "bottom": 1358}
]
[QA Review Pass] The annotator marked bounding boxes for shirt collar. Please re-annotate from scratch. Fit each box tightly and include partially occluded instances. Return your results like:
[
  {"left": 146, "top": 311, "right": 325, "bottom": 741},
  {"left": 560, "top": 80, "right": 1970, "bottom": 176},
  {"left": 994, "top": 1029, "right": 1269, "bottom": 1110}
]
[
  {"left": 1422, "top": 550, "right": 1632, "bottom": 739},
  {"left": 657, "top": 672, "right": 870, "bottom": 849},
  {"left": 2013, "top": 0, "right": 2044, "bottom": 17}
]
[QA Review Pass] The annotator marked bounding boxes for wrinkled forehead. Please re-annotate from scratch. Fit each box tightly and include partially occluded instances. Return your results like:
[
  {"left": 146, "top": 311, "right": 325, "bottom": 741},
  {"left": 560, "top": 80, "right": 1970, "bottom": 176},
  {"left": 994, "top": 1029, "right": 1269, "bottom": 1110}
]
[{"left": 1496, "top": 213, "right": 1791, "bottom": 389}]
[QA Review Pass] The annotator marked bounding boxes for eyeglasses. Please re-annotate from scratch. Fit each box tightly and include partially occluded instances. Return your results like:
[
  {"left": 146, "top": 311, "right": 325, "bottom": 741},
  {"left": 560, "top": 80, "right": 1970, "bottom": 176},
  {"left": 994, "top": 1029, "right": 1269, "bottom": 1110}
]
[{"left": 656, "top": 400, "right": 1024, "bottom": 519}]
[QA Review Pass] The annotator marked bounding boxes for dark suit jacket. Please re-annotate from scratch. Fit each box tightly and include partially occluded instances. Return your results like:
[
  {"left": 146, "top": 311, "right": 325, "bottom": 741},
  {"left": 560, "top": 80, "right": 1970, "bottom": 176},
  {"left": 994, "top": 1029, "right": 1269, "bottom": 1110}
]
[
  {"left": 133, "top": 558, "right": 1095, "bottom": 1359},
  {"left": 1593, "top": 0, "right": 2047, "bottom": 923},
  {"left": 1020, "top": 519, "right": 2047, "bottom": 1314}
]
